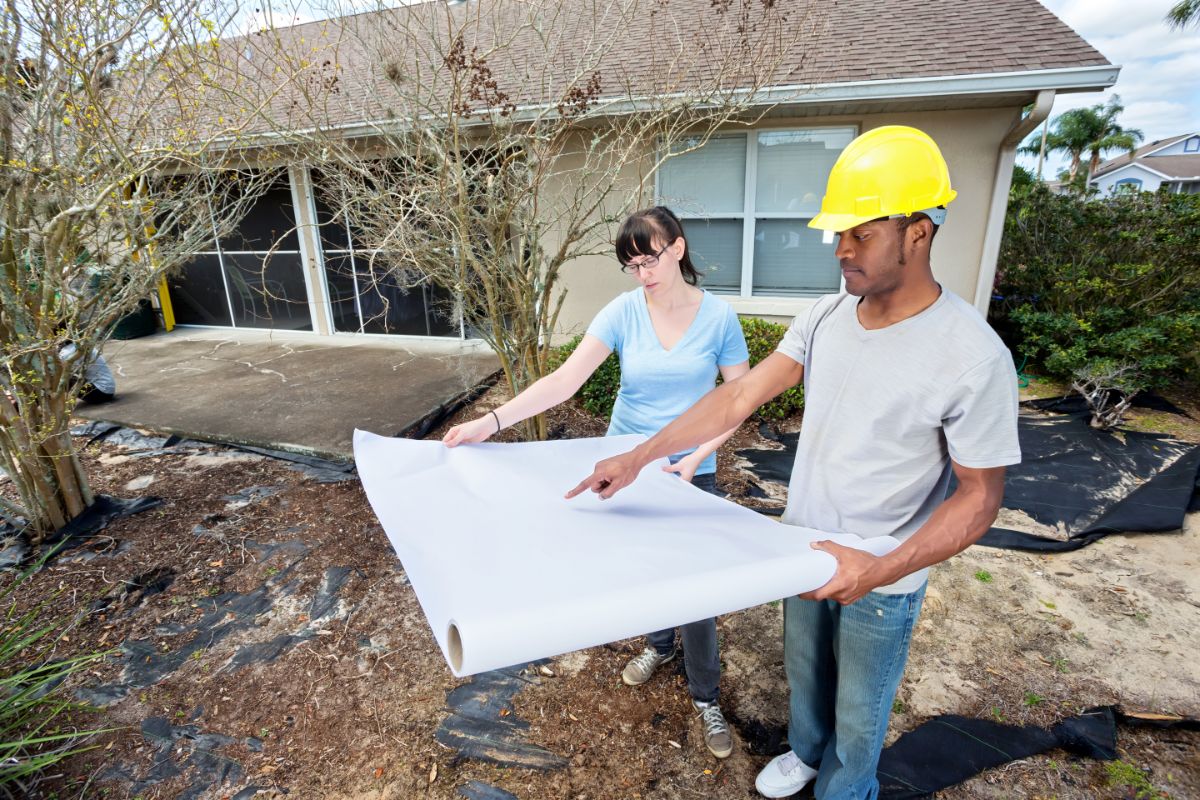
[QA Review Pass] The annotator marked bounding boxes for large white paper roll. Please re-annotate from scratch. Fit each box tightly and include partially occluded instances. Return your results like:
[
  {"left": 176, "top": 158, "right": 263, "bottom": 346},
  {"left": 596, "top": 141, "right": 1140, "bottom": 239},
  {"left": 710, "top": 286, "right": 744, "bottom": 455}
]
[{"left": 354, "top": 430, "right": 897, "bottom": 676}]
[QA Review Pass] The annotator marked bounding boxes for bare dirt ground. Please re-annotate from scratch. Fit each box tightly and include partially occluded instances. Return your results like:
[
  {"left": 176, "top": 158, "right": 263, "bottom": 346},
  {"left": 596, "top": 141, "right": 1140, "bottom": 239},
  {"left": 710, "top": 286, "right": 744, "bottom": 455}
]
[{"left": 5, "top": 382, "right": 1199, "bottom": 800}]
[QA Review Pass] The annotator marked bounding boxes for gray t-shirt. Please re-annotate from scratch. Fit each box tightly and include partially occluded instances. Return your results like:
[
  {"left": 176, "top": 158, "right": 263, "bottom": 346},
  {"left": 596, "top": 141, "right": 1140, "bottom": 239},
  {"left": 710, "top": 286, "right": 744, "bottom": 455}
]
[{"left": 776, "top": 289, "right": 1021, "bottom": 594}]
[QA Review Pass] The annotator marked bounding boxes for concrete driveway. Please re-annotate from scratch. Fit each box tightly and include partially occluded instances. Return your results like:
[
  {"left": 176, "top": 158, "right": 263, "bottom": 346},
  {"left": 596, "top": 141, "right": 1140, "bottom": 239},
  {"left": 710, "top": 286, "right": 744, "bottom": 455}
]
[{"left": 78, "top": 328, "right": 499, "bottom": 460}]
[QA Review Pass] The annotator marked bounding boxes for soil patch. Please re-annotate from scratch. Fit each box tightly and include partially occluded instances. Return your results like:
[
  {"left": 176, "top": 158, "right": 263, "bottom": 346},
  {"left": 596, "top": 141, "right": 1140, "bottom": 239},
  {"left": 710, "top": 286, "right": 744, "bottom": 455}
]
[{"left": 3, "top": 387, "right": 1197, "bottom": 799}]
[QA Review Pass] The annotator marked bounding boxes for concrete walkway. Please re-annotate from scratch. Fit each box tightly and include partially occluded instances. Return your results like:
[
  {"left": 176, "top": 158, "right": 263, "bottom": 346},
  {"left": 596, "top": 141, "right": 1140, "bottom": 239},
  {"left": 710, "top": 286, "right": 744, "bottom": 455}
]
[{"left": 79, "top": 328, "right": 499, "bottom": 460}]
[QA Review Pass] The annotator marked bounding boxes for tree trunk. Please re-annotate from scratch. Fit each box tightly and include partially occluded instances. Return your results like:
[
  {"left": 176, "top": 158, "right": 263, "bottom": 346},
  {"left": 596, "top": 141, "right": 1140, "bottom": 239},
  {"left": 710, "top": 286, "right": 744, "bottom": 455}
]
[{"left": 0, "top": 394, "right": 93, "bottom": 543}]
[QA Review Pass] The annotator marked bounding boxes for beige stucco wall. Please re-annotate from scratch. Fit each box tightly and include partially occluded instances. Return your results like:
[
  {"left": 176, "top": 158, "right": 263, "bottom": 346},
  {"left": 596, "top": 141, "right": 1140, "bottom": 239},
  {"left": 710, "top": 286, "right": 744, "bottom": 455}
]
[{"left": 549, "top": 105, "right": 1021, "bottom": 338}]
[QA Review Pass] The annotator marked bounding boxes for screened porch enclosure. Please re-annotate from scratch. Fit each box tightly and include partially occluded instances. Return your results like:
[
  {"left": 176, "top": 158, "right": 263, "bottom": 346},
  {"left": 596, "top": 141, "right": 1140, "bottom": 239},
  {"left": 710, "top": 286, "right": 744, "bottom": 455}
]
[
  {"left": 167, "top": 168, "right": 459, "bottom": 338},
  {"left": 168, "top": 178, "right": 313, "bottom": 331},
  {"left": 311, "top": 170, "right": 457, "bottom": 337}
]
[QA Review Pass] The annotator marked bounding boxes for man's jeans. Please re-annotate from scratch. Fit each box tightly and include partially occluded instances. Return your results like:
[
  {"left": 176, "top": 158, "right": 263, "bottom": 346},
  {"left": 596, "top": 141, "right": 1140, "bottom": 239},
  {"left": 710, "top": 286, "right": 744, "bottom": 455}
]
[
  {"left": 784, "top": 586, "right": 926, "bottom": 800},
  {"left": 646, "top": 470, "right": 722, "bottom": 703}
]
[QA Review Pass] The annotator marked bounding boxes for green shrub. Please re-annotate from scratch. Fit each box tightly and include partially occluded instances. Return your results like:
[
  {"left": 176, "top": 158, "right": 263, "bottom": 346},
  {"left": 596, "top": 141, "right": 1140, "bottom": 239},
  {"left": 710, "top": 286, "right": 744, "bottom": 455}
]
[
  {"left": 739, "top": 316, "right": 805, "bottom": 420},
  {"left": 993, "top": 186, "right": 1200, "bottom": 411},
  {"left": 551, "top": 315, "right": 804, "bottom": 421},
  {"left": 548, "top": 335, "right": 622, "bottom": 418}
]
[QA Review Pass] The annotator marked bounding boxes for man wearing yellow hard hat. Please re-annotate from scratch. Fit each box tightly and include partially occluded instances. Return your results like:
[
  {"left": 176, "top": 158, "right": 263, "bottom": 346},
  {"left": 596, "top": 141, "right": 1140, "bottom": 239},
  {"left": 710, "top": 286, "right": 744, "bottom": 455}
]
[{"left": 569, "top": 126, "right": 1021, "bottom": 798}]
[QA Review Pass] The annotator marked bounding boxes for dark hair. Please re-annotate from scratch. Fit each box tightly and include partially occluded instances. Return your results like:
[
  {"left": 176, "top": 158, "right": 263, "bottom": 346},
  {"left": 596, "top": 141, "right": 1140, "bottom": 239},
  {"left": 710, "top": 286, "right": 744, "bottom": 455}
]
[
  {"left": 614, "top": 206, "right": 701, "bottom": 286},
  {"left": 895, "top": 209, "right": 941, "bottom": 243}
]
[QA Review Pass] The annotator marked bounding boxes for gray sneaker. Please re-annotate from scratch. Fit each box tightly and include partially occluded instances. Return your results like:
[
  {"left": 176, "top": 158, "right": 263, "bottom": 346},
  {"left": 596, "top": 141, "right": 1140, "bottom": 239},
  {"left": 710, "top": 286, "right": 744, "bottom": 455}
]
[
  {"left": 621, "top": 646, "right": 675, "bottom": 686},
  {"left": 693, "top": 699, "right": 733, "bottom": 759}
]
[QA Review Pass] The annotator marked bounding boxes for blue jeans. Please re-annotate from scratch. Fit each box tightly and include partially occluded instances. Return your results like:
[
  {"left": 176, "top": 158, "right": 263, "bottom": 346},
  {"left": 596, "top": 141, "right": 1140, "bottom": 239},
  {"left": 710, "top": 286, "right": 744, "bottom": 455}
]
[
  {"left": 784, "top": 586, "right": 926, "bottom": 800},
  {"left": 646, "top": 470, "right": 722, "bottom": 703}
]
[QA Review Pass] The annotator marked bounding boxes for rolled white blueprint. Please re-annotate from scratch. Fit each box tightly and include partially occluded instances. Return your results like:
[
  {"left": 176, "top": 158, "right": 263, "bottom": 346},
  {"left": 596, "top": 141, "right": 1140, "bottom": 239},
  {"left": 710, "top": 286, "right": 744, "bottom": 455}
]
[{"left": 353, "top": 430, "right": 898, "bottom": 677}]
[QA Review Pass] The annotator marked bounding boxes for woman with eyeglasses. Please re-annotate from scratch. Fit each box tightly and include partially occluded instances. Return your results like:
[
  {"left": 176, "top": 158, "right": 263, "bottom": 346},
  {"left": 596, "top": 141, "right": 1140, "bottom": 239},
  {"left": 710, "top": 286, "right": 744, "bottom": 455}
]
[{"left": 443, "top": 205, "right": 750, "bottom": 760}]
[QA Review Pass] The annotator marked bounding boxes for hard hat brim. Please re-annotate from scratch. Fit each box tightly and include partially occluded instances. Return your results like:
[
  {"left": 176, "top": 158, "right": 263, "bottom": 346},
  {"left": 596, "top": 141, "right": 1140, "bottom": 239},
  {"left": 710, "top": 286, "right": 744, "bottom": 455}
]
[{"left": 807, "top": 212, "right": 877, "bottom": 234}]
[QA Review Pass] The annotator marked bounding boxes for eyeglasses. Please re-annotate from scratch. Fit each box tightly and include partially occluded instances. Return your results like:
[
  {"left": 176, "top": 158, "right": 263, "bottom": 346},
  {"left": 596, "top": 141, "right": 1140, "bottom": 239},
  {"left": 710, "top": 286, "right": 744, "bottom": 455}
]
[{"left": 619, "top": 244, "right": 669, "bottom": 274}]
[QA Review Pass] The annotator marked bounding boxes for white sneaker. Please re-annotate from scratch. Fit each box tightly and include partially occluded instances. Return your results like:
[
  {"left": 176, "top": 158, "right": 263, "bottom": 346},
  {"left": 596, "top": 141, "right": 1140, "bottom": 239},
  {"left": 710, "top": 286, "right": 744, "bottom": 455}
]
[{"left": 755, "top": 750, "right": 818, "bottom": 798}]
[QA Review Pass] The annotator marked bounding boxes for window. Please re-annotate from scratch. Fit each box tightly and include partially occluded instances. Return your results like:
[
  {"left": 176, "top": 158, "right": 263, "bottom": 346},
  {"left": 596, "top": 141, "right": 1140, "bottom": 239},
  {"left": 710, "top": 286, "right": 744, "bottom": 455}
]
[
  {"left": 169, "top": 171, "right": 313, "bottom": 331},
  {"left": 1184, "top": 136, "right": 1199, "bottom": 153},
  {"left": 311, "top": 168, "right": 457, "bottom": 337},
  {"left": 1113, "top": 177, "right": 1143, "bottom": 194},
  {"left": 658, "top": 127, "right": 855, "bottom": 297}
]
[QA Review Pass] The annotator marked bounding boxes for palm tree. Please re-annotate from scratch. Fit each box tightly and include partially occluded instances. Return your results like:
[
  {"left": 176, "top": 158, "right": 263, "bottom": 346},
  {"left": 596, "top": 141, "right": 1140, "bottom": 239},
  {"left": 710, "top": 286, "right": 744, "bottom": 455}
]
[
  {"left": 1021, "top": 108, "right": 1100, "bottom": 182},
  {"left": 1084, "top": 96, "right": 1144, "bottom": 178},
  {"left": 1167, "top": 0, "right": 1200, "bottom": 28},
  {"left": 1021, "top": 96, "right": 1142, "bottom": 184}
]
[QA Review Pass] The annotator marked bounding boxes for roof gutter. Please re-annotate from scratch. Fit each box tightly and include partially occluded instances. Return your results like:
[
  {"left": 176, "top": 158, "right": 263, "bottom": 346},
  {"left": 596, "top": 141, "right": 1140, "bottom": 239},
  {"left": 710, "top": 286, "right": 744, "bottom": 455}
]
[
  {"left": 973, "top": 88, "right": 1057, "bottom": 316},
  {"left": 207, "top": 65, "right": 1119, "bottom": 150}
]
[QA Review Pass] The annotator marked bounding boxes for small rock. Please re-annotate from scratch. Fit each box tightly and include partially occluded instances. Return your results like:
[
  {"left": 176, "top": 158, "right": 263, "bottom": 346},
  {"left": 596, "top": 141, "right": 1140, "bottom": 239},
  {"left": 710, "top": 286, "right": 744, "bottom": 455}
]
[{"left": 124, "top": 474, "right": 156, "bottom": 491}]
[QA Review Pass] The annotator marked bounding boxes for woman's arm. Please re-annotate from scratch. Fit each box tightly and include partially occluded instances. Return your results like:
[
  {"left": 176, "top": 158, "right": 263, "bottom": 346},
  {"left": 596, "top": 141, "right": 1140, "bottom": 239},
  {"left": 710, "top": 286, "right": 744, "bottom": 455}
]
[
  {"left": 443, "top": 334, "right": 612, "bottom": 446},
  {"left": 662, "top": 360, "right": 751, "bottom": 482}
]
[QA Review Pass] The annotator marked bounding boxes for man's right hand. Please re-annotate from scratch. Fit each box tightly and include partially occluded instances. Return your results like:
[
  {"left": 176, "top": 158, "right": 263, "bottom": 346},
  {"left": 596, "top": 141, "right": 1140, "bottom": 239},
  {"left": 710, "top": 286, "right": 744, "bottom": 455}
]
[{"left": 565, "top": 449, "right": 647, "bottom": 500}]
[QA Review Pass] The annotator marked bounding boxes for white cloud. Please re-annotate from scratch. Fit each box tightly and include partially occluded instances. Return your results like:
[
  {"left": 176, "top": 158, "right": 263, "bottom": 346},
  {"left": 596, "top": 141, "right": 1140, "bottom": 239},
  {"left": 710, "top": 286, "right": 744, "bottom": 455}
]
[{"left": 1020, "top": 0, "right": 1200, "bottom": 177}]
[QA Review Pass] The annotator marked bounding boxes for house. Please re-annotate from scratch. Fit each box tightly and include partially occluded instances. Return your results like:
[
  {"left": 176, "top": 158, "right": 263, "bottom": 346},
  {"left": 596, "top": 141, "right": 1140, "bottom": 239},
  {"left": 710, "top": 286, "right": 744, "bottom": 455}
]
[
  {"left": 1089, "top": 133, "right": 1200, "bottom": 196},
  {"left": 161, "top": 0, "right": 1119, "bottom": 342}
]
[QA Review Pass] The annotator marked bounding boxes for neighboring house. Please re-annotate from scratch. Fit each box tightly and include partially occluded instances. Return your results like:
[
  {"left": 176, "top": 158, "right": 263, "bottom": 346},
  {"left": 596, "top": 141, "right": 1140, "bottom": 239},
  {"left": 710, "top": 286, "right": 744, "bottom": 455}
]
[
  {"left": 1089, "top": 133, "right": 1200, "bottom": 196},
  {"left": 162, "top": 0, "right": 1118, "bottom": 342}
]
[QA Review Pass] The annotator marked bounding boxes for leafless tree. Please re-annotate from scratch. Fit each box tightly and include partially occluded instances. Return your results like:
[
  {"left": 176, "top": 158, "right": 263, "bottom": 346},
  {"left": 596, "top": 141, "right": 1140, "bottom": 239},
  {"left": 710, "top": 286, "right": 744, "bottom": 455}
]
[
  {"left": 277, "top": 0, "right": 820, "bottom": 440},
  {"left": 0, "top": 0, "right": 291, "bottom": 540},
  {"left": 1072, "top": 363, "right": 1142, "bottom": 430}
]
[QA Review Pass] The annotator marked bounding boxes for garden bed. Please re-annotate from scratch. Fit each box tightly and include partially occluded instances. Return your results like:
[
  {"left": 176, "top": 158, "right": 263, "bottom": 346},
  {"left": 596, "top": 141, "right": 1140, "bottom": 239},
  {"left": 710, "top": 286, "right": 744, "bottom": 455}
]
[{"left": 3, "top": 388, "right": 1198, "bottom": 799}]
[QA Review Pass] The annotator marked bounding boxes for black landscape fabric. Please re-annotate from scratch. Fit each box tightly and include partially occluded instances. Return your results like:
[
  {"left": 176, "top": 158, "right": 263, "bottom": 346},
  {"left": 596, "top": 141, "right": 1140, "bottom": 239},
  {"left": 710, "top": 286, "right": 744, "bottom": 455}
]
[
  {"left": 876, "top": 707, "right": 1119, "bottom": 799},
  {"left": 736, "top": 403, "right": 1200, "bottom": 553},
  {"left": 978, "top": 406, "right": 1200, "bottom": 552}
]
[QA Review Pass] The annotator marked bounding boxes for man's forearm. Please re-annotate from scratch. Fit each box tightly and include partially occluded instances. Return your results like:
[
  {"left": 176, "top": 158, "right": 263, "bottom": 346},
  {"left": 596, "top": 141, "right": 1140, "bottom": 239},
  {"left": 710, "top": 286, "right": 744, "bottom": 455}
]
[
  {"left": 873, "top": 478, "right": 1003, "bottom": 587},
  {"left": 567, "top": 353, "right": 804, "bottom": 500},
  {"left": 628, "top": 380, "right": 758, "bottom": 469},
  {"left": 630, "top": 353, "right": 803, "bottom": 470}
]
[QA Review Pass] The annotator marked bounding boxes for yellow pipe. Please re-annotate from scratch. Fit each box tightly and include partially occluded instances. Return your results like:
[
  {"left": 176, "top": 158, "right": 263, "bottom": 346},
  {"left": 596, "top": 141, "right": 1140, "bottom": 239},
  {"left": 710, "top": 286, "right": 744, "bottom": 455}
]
[{"left": 156, "top": 276, "right": 175, "bottom": 331}]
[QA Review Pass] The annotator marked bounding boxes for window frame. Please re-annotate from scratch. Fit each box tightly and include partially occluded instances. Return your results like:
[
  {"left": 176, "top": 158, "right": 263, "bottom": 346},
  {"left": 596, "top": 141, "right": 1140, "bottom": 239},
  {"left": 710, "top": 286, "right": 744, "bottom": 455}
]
[
  {"left": 1113, "top": 177, "right": 1143, "bottom": 194},
  {"left": 306, "top": 165, "right": 464, "bottom": 339},
  {"left": 177, "top": 170, "right": 313, "bottom": 331},
  {"left": 657, "top": 125, "right": 858, "bottom": 300}
]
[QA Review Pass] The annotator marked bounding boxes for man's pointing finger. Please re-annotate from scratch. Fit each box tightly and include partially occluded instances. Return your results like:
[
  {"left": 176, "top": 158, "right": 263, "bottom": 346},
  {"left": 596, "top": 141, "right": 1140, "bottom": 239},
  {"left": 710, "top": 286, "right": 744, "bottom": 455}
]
[{"left": 564, "top": 474, "right": 604, "bottom": 500}]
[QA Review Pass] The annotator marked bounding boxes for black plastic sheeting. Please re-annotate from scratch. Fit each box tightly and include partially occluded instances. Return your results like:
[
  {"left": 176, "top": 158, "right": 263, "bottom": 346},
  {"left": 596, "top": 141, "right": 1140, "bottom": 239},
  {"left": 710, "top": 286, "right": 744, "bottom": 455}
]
[
  {"left": 436, "top": 663, "right": 567, "bottom": 770},
  {"left": 398, "top": 370, "right": 502, "bottom": 440},
  {"left": 877, "top": 707, "right": 1118, "bottom": 799},
  {"left": 436, "top": 694, "right": 1196, "bottom": 799},
  {"left": 77, "top": 539, "right": 360, "bottom": 708},
  {"left": 71, "top": 420, "right": 358, "bottom": 483},
  {"left": 459, "top": 780, "right": 520, "bottom": 800},
  {"left": 978, "top": 407, "right": 1200, "bottom": 552},
  {"left": 735, "top": 405, "right": 1200, "bottom": 553},
  {"left": 102, "top": 716, "right": 264, "bottom": 800},
  {"left": 0, "top": 494, "right": 163, "bottom": 569},
  {"left": 723, "top": 705, "right": 1198, "bottom": 799}
]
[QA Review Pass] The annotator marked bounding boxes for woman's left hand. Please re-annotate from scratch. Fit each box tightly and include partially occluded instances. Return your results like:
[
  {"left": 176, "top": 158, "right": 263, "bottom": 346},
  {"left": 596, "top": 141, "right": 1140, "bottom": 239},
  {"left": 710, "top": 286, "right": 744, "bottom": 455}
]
[{"left": 662, "top": 457, "right": 700, "bottom": 483}]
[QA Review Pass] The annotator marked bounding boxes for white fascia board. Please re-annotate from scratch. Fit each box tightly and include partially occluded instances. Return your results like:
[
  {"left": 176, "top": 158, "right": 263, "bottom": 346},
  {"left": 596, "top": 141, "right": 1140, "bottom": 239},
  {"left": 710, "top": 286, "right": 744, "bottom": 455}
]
[
  {"left": 211, "top": 64, "right": 1121, "bottom": 148},
  {"left": 1140, "top": 133, "right": 1199, "bottom": 157}
]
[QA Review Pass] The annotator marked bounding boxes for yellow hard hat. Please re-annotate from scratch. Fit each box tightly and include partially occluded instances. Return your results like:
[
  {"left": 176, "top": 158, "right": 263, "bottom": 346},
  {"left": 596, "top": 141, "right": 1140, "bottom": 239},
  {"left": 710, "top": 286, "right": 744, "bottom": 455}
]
[{"left": 808, "top": 126, "right": 957, "bottom": 233}]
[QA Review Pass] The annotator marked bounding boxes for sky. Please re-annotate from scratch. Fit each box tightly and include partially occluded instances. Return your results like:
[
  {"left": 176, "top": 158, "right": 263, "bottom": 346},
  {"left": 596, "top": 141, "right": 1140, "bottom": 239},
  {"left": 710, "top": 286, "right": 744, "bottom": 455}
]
[
  {"left": 1022, "top": 0, "right": 1200, "bottom": 178},
  {"left": 233, "top": 0, "right": 1199, "bottom": 179}
]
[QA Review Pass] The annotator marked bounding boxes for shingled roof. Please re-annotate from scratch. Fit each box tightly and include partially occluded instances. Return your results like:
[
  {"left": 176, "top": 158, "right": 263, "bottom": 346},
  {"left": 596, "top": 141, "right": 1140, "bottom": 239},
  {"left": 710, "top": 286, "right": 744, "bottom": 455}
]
[
  {"left": 1092, "top": 134, "right": 1200, "bottom": 180},
  {"left": 161, "top": 0, "right": 1114, "bottom": 139}
]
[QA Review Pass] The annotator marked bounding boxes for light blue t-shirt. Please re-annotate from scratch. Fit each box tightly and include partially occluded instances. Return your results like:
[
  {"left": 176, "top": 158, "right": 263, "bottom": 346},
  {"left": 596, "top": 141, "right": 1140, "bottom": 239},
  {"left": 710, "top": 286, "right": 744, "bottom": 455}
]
[{"left": 586, "top": 289, "right": 749, "bottom": 475}]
